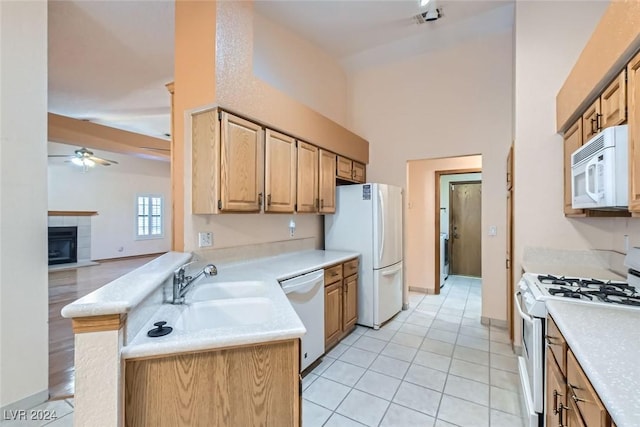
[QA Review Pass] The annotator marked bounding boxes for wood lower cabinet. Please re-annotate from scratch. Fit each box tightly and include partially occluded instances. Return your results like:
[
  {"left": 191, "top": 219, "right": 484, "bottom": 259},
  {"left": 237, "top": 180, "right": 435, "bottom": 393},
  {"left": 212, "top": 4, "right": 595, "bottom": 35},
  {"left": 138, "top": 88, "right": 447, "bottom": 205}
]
[
  {"left": 342, "top": 274, "right": 358, "bottom": 331},
  {"left": 546, "top": 315, "right": 612, "bottom": 427},
  {"left": 319, "top": 149, "right": 336, "bottom": 214},
  {"left": 265, "top": 129, "right": 296, "bottom": 213},
  {"left": 296, "top": 141, "right": 318, "bottom": 213},
  {"left": 124, "top": 340, "right": 300, "bottom": 427},
  {"left": 547, "top": 351, "right": 568, "bottom": 427},
  {"left": 324, "top": 281, "right": 343, "bottom": 347},
  {"left": 324, "top": 258, "right": 359, "bottom": 349}
]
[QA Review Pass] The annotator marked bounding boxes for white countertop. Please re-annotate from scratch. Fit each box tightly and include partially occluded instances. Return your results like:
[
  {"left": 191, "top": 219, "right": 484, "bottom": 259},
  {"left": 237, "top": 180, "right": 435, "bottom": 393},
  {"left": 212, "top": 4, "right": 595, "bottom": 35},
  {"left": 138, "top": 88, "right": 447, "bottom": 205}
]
[
  {"left": 64, "top": 249, "right": 359, "bottom": 359},
  {"left": 61, "top": 251, "right": 192, "bottom": 318},
  {"left": 546, "top": 300, "right": 640, "bottom": 427}
]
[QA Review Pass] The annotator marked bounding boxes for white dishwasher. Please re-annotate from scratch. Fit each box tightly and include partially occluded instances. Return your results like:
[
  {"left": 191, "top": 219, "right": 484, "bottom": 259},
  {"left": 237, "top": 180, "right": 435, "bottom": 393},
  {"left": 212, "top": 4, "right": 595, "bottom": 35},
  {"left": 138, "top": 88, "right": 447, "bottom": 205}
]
[{"left": 280, "top": 269, "right": 325, "bottom": 371}]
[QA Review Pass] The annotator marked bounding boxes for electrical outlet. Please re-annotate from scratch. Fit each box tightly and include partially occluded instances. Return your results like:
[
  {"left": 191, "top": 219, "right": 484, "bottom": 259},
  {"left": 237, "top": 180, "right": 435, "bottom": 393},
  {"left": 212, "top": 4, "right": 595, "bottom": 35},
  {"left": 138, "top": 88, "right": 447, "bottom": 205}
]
[
  {"left": 488, "top": 226, "right": 497, "bottom": 236},
  {"left": 198, "top": 232, "right": 213, "bottom": 248}
]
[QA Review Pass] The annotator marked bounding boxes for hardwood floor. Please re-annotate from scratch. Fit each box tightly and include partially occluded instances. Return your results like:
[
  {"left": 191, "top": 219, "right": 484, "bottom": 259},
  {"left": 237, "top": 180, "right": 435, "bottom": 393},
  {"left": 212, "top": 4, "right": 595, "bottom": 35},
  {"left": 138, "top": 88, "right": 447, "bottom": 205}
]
[{"left": 48, "top": 254, "right": 161, "bottom": 400}]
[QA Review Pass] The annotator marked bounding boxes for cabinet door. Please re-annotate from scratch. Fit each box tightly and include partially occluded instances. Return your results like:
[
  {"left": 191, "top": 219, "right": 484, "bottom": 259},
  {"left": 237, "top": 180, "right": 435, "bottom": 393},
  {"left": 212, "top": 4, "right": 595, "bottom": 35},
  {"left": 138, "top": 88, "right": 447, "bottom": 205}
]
[
  {"left": 319, "top": 149, "right": 336, "bottom": 213},
  {"left": 567, "top": 350, "right": 609, "bottom": 427},
  {"left": 296, "top": 141, "right": 318, "bottom": 213},
  {"left": 628, "top": 51, "right": 640, "bottom": 213},
  {"left": 265, "top": 130, "right": 296, "bottom": 213},
  {"left": 547, "top": 315, "right": 568, "bottom": 375},
  {"left": 352, "top": 162, "right": 366, "bottom": 183},
  {"left": 601, "top": 70, "right": 627, "bottom": 130},
  {"left": 336, "top": 156, "right": 353, "bottom": 180},
  {"left": 546, "top": 352, "right": 567, "bottom": 427},
  {"left": 564, "top": 119, "right": 585, "bottom": 216},
  {"left": 220, "top": 112, "right": 263, "bottom": 212},
  {"left": 582, "top": 99, "right": 602, "bottom": 142},
  {"left": 342, "top": 274, "right": 358, "bottom": 332},
  {"left": 325, "top": 282, "right": 342, "bottom": 348}
]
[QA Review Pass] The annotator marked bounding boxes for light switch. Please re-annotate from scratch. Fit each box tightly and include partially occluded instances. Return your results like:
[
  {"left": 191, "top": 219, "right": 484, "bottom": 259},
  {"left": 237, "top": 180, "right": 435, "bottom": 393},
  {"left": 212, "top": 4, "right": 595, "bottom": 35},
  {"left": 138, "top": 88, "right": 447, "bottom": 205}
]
[{"left": 488, "top": 226, "right": 497, "bottom": 236}]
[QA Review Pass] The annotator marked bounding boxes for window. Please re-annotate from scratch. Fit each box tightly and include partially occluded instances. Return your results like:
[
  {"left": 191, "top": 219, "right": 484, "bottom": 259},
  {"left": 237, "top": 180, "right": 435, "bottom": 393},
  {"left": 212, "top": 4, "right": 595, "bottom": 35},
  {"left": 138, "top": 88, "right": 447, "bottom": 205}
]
[{"left": 136, "top": 195, "right": 163, "bottom": 239}]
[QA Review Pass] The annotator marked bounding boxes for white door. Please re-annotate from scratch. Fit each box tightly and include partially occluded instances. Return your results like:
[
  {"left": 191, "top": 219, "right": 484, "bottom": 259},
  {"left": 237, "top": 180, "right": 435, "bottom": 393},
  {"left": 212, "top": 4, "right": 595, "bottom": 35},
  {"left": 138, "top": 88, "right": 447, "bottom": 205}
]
[
  {"left": 373, "top": 184, "right": 403, "bottom": 269},
  {"left": 373, "top": 261, "right": 403, "bottom": 328}
]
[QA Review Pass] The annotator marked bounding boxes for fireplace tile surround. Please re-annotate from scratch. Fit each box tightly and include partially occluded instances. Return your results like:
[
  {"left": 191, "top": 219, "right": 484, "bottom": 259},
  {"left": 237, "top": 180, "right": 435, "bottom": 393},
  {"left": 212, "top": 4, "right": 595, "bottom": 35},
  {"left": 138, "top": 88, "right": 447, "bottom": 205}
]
[{"left": 48, "top": 215, "right": 92, "bottom": 264}]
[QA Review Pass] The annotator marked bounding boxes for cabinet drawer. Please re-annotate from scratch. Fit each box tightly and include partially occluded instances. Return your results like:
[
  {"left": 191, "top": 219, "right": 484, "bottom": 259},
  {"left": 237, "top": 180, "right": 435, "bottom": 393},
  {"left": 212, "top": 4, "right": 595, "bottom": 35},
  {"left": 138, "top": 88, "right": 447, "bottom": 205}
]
[
  {"left": 324, "top": 265, "right": 343, "bottom": 285},
  {"left": 567, "top": 350, "right": 609, "bottom": 427},
  {"left": 343, "top": 258, "right": 359, "bottom": 278},
  {"left": 547, "top": 315, "right": 567, "bottom": 375}
]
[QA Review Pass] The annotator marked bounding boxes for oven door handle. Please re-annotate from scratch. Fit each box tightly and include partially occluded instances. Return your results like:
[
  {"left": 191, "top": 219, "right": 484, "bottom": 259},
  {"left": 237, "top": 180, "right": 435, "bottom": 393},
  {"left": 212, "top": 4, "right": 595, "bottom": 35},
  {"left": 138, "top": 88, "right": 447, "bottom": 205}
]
[{"left": 514, "top": 290, "right": 534, "bottom": 325}]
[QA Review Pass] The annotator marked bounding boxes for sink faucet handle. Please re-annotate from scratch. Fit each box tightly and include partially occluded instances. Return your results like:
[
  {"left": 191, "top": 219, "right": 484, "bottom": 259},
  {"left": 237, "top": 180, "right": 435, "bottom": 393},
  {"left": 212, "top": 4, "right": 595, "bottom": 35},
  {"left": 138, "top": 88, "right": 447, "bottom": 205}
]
[{"left": 203, "top": 264, "right": 217, "bottom": 276}]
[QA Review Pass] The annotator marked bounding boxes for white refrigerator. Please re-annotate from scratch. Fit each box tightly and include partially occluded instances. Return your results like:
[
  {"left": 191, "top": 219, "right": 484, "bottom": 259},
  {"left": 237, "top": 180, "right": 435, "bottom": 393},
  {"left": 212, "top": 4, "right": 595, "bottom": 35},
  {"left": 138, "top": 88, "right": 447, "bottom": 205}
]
[{"left": 325, "top": 183, "right": 403, "bottom": 329}]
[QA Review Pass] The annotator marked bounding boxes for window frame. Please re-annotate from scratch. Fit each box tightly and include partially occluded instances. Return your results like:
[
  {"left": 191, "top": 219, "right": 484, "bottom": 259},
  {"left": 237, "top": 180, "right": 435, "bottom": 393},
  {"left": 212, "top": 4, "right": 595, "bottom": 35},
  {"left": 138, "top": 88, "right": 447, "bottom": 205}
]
[{"left": 135, "top": 194, "right": 164, "bottom": 240}]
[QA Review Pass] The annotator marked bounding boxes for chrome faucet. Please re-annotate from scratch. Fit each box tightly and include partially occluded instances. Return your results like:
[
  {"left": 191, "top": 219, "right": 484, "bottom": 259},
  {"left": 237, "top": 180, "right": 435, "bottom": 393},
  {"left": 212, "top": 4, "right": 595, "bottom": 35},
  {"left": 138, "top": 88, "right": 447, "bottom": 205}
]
[{"left": 172, "top": 262, "right": 217, "bottom": 304}]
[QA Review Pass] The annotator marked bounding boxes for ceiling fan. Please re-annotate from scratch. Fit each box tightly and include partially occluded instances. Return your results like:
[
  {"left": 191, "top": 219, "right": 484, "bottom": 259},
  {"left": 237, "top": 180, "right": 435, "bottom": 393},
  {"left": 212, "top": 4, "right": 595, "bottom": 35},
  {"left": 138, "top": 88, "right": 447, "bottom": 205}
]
[{"left": 48, "top": 147, "right": 119, "bottom": 171}]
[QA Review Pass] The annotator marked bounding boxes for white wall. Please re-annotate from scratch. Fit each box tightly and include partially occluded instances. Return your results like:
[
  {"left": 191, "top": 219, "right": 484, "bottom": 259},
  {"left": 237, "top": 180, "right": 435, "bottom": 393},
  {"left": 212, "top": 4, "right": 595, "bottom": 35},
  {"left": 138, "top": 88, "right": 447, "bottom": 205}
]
[
  {"left": 513, "top": 2, "right": 640, "bottom": 273},
  {"left": 349, "top": 31, "right": 513, "bottom": 321},
  {"left": 0, "top": 0, "right": 49, "bottom": 407},
  {"left": 48, "top": 142, "right": 171, "bottom": 260},
  {"left": 253, "top": 12, "right": 348, "bottom": 127},
  {"left": 440, "top": 172, "right": 482, "bottom": 235}
]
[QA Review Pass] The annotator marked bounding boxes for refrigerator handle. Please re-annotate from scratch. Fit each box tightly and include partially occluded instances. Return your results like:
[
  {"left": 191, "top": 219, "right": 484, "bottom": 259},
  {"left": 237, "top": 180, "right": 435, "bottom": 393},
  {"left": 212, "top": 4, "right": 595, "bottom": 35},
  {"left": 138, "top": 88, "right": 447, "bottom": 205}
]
[{"left": 378, "top": 187, "right": 385, "bottom": 265}]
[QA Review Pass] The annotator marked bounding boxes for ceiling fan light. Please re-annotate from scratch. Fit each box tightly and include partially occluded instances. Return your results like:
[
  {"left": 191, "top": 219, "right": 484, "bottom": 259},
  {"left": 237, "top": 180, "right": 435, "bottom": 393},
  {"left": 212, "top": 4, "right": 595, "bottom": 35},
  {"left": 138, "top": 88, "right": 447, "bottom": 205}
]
[
  {"left": 71, "top": 157, "right": 83, "bottom": 166},
  {"left": 84, "top": 158, "right": 95, "bottom": 167},
  {"left": 420, "top": 0, "right": 431, "bottom": 7}
]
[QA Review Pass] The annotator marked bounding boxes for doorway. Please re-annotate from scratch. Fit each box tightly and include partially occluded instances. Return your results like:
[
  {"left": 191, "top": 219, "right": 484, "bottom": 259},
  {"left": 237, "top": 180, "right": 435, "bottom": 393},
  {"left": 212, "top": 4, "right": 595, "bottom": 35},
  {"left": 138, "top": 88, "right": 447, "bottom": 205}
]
[
  {"left": 434, "top": 168, "right": 482, "bottom": 294},
  {"left": 449, "top": 181, "right": 482, "bottom": 277}
]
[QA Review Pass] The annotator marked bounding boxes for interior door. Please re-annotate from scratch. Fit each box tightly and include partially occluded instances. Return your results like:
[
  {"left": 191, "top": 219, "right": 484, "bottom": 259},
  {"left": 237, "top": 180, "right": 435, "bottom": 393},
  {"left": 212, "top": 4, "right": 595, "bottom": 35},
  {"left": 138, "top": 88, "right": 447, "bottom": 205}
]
[{"left": 449, "top": 181, "right": 481, "bottom": 277}]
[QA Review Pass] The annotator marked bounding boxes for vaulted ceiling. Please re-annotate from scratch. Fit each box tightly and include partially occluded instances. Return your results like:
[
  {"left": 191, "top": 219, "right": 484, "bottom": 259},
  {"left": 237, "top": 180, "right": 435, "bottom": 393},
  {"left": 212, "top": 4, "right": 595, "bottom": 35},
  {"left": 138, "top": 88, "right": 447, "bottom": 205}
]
[{"left": 48, "top": 0, "right": 513, "bottom": 142}]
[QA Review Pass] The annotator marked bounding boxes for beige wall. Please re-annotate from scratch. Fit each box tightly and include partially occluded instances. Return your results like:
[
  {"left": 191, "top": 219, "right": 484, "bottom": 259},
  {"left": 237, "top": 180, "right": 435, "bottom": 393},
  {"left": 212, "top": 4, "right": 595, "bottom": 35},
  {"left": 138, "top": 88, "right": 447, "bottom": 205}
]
[
  {"left": 180, "top": 2, "right": 353, "bottom": 253},
  {"left": 348, "top": 32, "right": 513, "bottom": 321},
  {"left": 407, "top": 156, "right": 482, "bottom": 294},
  {"left": 513, "top": 1, "right": 640, "bottom": 339},
  {"left": 253, "top": 12, "right": 348, "bottom": 128},
  {"left": 0, "top": 0, "right": 49, "bottom": 407}
]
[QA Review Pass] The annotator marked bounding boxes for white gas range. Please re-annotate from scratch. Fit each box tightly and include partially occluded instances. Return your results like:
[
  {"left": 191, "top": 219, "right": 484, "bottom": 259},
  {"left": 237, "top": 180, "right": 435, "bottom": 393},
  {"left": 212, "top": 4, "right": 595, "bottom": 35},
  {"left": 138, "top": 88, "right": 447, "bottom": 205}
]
[{"left": 515, "top": 248, "right": 640, "bottom": 427}]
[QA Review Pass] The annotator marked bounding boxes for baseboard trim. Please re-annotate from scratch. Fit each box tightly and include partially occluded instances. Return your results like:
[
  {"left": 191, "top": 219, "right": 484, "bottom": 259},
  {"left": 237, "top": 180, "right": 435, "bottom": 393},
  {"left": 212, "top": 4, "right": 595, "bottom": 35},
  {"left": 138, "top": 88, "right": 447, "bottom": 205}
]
[
  {"left": 408, "top": 286, "right": 436, "bottom": 295},
  {"left": 481, "top": 316, "right": 508, "bottom": 329},
  {"left": 93, "top": 252, "right": 167, "bottom": 263},
  {"left": 1, "top": 389, "right": 49, "bottom": 413}
]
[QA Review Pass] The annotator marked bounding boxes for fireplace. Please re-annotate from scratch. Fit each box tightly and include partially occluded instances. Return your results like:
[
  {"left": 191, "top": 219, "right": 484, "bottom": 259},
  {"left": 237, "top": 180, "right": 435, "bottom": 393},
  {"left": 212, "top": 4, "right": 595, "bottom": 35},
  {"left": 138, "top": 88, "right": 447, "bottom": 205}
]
[{"left": 48, "top": 226, "right": 78, "bottom": 265}]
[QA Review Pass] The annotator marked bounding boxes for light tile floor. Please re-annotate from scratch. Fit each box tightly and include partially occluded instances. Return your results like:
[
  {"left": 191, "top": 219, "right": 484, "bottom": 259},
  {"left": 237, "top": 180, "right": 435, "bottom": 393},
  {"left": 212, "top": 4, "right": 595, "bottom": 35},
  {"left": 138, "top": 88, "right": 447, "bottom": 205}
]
[
  {"left": 303, "top": 275, "right": 525, "bottom": 427},
  {"left": 2, "top": 276, "right": 522, "bottom": 427}
]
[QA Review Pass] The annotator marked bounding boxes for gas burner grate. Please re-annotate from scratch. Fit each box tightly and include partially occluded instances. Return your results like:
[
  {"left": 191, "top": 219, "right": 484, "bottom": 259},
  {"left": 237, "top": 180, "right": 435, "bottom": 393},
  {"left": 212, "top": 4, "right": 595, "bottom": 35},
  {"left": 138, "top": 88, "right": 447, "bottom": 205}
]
[{"left": 547, "top": 287, "right": 592, "bottom": 300}]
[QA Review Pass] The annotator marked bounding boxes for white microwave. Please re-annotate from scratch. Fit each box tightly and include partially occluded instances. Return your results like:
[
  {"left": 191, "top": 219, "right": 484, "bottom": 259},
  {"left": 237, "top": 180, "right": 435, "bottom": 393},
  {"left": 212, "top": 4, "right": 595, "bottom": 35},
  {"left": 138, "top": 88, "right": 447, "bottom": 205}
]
[{"left": 571, "top": 125, "right": 628, "bottom": 210}]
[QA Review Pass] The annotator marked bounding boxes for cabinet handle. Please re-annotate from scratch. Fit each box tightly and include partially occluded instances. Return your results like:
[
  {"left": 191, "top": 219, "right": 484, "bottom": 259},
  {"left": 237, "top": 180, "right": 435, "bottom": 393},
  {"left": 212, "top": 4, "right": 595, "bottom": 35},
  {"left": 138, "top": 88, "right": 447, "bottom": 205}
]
[
  {"left": 558, "top": 404, "right": 569, "bottom": 427},
  {"left": 545, "top": 335, "right": 557, "bottom": 346},
  {"left": 315, "top": 198, "right": 319, "bottom": 209},
  {"left": 267, "top": 194, "right": 271, "bottom": 206},
  {"left": 258, "top": 192, "right": 263, "bottom": 206},
  {"left": 321, "top": 199, "right": 324, "bottom": 209},
  {"left": 553, "top": 390, "right": 560, "bottom": 415},
  {"left": 596, "top": 113, "right": 602, "bottom": 131}
]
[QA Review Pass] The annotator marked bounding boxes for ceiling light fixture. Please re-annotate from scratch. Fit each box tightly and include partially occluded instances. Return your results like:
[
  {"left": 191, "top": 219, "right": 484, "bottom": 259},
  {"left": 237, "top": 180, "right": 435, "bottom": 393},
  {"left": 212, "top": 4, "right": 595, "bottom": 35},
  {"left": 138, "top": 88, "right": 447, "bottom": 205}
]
[
  {"left": 420, "top": 0, "right": 431, "bottom": 6},
  {"left": 71, "top": 156, "right": 95, "bottom": 172}
]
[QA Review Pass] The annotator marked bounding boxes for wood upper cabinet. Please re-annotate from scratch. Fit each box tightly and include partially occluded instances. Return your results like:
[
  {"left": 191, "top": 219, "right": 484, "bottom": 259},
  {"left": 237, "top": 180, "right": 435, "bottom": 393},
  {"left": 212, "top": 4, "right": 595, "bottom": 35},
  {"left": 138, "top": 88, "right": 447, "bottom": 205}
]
[
  {"left": 336, "top": 155, "right": 366, "bottom": 183},
  {"left": 601, "top": 70, "right": 627, "bottom": 130},
  {"left": 265, "top": 130, "right": 296, "bottom": 213},
  {"left": 628, "top": 51, "right": 640, "bottom": 213},
  {"left": 324, "top": 281, "right": 342, "bottom": 348},
  {"left": 564, "top": 119, "right": 585, "bottom": 216},
  {"left": 221, "top": 112, "right": 264, "bottom": 212},
  {"left": 319, "top": 149, "right": 336, "bottom": 213},
  {"left": 546, "top": 351, "right": 567, "bottom": 427},
  {"left": 582, "top": 99, "right": 602, "bottom": 142},
  {"left": 352, "top": 162, "right": 366, "bottom": 183},
  {"left": 336, "top": 156, "right": 353, "bottom": 180},
  {"left": 296, "top": 141, "right": 318, "bottom": 213}
]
